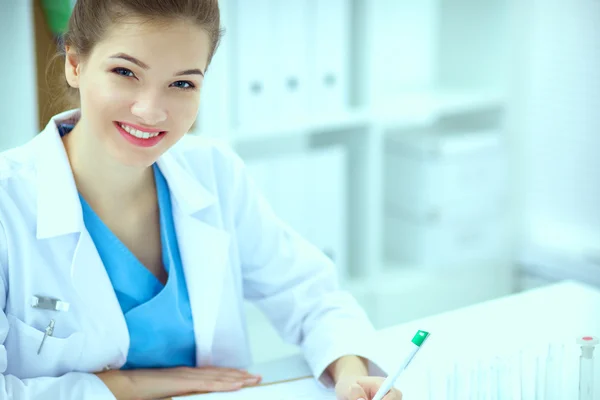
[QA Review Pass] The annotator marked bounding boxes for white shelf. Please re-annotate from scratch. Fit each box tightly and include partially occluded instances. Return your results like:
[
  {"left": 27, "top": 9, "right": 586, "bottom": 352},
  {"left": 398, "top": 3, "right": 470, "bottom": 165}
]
[
  {"left": 229, "top": 108, "right": 371, "bottom": 146},
  {"left": 371, "top": 88, "right": 506, "bottom": 130},
  {"left": 214, "top": 87, "right": 509, "bottom": 280},
  {"left": 201, "top": 88, "right": 507, "bottom": 146}
]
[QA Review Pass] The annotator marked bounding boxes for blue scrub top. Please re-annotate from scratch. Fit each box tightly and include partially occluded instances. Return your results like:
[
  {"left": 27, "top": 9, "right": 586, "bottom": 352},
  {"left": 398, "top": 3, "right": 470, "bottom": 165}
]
[{"left": 61, "top": 124, "right": 196, "bottom": 369}]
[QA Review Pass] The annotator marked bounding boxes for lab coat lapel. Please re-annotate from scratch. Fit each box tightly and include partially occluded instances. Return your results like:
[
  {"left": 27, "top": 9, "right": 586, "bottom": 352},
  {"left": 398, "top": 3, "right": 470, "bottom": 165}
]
[
  {"left": 157, "top": 148, "right": 230, "bottom": 366},
  {"left": 173, "top": 208, "right": 230, "bottom": 366},
  {"left": 70, "top": 229, "right": 130, "bottom": 361},
  {"left": 35, "top": 111, "right": 129, "bottom": 363}
]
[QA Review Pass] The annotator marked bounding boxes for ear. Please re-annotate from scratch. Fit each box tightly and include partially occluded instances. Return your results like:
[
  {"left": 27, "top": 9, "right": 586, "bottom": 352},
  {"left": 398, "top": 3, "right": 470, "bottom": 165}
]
[{"left": 64, "top": 45, "right": 82, "bottom": 89}]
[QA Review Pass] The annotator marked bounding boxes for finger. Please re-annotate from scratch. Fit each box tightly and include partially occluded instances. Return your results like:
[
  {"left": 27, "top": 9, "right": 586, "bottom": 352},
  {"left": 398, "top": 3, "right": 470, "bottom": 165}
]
[
  {"left": 192, "top": 379, "right": 245, "bottom": 393},
  {"left": 218, "top": 374, "right": 262, "bottom": 387},
  {"left": 348, "top": 383, "right": 368, "bottom": 400},
  {"left": 213, "top": 371, "right": 261, "bottom": 385},
  {"left": 189, "top": 367, "right": 261, "bottom": 381},
  {"left": 198, "top": 366, "right": 259, "bottom": 378},
  {"left": 382, "top": 388, "right": 403, "bottom": 400},
  {"left": 353, "top": 377, "right": 386, "bottom": 398},
  {"left": 212, "top": 374, "right": 258, "bottom": 383},
  {"left": 191, "top": 370, "right": 261, "bottom": 385},
  {"left": 171, "top": 369, "right": 260, "bottom": 394}
]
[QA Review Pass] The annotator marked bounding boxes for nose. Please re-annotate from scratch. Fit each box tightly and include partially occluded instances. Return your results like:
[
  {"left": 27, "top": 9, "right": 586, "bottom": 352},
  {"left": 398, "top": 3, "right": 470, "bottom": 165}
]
[{"left": 130, "top": 91, "right": 167, "bottom": 126}]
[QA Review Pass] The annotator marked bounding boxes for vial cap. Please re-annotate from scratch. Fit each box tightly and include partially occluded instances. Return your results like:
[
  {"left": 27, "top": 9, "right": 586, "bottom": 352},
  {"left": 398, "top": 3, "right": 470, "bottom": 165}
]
[{"left": 577, "top": 336, "right": 599, "bottom": 346}]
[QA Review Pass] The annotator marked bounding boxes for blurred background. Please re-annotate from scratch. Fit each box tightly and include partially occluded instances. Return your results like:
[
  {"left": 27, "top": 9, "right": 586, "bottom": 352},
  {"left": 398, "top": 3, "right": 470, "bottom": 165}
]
[{"left": 2, "top": 0, "right": 599, "bottom": 363}]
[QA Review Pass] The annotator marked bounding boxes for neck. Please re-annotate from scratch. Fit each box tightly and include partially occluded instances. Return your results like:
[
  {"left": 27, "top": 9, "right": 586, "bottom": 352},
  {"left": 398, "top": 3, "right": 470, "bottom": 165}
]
[{"left": 63, "top": 120, "right": 156, "bottom": 216}]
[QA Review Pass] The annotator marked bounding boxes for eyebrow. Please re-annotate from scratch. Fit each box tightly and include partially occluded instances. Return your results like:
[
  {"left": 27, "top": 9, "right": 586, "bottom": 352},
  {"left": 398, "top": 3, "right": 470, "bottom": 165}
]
[
  {"left": 109, "top": 52, "right": 205, "bottom": 77},
  {"left": 174, "top": 68, "right": 205, "bottom": 77}
]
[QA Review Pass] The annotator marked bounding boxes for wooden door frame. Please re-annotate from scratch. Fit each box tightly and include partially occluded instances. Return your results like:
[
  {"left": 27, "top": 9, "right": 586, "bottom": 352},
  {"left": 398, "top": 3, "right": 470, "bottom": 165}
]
[{"left": 33, "top": 0, "right": 65, "bottom": 131}]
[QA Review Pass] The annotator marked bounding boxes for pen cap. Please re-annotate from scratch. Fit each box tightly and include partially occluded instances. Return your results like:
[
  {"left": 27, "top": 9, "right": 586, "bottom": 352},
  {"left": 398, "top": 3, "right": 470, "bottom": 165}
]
[{"left": 411, "top": 330, "right": 430, "bottom": 347}]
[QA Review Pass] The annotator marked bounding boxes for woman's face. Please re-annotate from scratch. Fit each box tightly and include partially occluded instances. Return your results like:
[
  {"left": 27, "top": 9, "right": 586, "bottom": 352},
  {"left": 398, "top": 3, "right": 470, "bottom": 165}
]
[{"left": 65, "top": 18, "right": 211, "bottom": 167}]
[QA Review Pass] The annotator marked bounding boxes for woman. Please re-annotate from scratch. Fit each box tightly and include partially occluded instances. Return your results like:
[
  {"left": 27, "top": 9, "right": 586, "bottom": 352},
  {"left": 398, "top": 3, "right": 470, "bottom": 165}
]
[{"left": 0, "top": 0, "right": 402, "bottom": 399}]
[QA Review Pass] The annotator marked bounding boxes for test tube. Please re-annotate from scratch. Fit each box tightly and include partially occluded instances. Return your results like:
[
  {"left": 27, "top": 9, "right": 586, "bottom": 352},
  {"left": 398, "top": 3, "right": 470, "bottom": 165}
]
[
  {"left": 545, "top": 343, "right": 565, "bottom": 400},
  {"left": 577, "top": 336, "right": 599, "bottom": 400}
]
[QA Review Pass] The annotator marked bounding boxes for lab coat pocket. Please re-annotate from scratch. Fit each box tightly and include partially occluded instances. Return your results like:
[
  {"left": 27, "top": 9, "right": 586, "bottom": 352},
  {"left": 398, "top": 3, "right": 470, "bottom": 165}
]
[{"left": 4, "top": 314, "right": 85, "bottom": 379}]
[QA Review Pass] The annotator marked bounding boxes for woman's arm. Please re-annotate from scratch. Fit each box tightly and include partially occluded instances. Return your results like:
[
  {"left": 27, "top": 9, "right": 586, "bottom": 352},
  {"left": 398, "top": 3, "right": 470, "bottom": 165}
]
[
  {"left": 95, "top": 367, "right": 260, "bottom": 400},
  {"left": 223, "top": 145, "right": 384, "bottom": 386}
]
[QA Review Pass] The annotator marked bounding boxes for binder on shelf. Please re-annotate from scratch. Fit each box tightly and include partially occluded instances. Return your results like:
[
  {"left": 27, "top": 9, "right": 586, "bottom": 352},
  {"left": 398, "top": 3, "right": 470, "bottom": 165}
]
[
  {"left": 310, "top": 0, "right": 351, "bottom": 116},
  {"left": 272, "top": 0, "right": 311, "bottom": 123},
  {"left": 194, "top": 0, "right": 232, "bottom": 137},
  {"left": 244, "top": 147, "right": 348, "bottom": 282},
  {"left": 359, "top": 0, "right": 437, "bottom": 108},
  {"left": 301, "top": 146, "right": 348, "bottom": 281},
  {"left": 232, "top": 0, "right": 275, "bottom": 129}
]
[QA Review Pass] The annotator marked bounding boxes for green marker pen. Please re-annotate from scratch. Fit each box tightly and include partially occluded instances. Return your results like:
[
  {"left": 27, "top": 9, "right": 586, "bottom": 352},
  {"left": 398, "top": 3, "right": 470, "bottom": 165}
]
[{"left": 371, "top": 330, "right": 430, "bottom": 400}]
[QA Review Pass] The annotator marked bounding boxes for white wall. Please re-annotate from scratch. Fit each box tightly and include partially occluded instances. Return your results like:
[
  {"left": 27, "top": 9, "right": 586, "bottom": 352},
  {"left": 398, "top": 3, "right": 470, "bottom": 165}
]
[{"left": 0, "top": 1, "right": 38, "bottom": 151}]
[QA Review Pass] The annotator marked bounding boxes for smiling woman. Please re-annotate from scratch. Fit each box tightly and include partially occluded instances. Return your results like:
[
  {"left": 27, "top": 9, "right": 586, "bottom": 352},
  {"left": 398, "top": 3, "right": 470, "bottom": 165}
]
[
  {"left": 61, "top": 8, "right": 215, "bottom": 168},
  {"left": 0, "top": 1, "right": 399, "bottom": 400}
]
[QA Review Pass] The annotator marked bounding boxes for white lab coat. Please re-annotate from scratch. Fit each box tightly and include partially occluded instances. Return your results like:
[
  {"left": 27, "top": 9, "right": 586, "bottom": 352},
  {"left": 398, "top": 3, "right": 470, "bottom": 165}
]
[{"left": 0, "top": 110, "right": 382, "bottom": 399}]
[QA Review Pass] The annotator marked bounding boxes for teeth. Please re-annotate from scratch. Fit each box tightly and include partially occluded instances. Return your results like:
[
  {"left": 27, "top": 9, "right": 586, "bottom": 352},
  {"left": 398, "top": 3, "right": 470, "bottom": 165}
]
[{"left": 119, "top": 123, "right": 161, "bottom": 139}]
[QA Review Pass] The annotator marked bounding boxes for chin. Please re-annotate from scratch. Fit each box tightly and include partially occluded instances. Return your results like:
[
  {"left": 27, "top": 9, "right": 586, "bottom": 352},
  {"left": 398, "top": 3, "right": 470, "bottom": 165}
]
[
  {"left": 112, "top": 149, "right": 161, "bottom": 169},
  {"left": 108, "top": 129, "right": 172, "bottom": 168}
]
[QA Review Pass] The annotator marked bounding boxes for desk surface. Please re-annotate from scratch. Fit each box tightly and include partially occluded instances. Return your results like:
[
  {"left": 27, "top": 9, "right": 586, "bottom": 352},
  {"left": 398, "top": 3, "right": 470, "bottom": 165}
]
[
  {"left": 375, "top": 280, "right": 599, "bottom": 367},
  {"left": 175, "top": 281, "right": 599, "bottom": 398},
  {"left": 252, "top": 280, "right": 600, "bottom": 384}
]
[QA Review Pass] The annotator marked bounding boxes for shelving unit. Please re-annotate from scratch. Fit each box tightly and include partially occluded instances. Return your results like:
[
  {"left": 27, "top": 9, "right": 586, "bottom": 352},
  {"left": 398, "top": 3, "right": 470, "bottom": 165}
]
[{"left": 191, "top": 0, "right": 517, "bottom": 361}]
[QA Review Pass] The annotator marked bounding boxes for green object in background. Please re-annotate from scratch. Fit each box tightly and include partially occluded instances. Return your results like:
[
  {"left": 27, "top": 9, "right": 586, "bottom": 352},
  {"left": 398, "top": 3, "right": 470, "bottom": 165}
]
[{"left": 40, "top": 0, "right": 74, "bottom": 36}]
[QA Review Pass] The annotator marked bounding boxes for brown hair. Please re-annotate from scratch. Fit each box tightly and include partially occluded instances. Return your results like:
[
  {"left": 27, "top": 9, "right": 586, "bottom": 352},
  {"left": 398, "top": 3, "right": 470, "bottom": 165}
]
[{"left": 50, "top": 0, "right": 223, "bottom": 110}]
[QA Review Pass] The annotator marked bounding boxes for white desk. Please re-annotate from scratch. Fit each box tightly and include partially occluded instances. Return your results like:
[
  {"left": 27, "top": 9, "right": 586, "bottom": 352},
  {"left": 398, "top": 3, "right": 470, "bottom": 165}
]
[
  {"left": 375, "top": 280, "right": 600, "bottom": 363},
  {"left": 249, "top": 281, "right": 600, "bottom": 397}
]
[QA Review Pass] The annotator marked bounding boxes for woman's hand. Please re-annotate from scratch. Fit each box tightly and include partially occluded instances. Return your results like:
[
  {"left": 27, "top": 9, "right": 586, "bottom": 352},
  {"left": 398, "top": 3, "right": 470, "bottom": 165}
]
[
  {"left": 95, "top": 366, "right": 262, "bottom": 400},
  {"left": 335, "top": 375, "right": 402, "bottom": 400},
  {"left": 327, "top": 356, "right": 402, "bottom": 400}
]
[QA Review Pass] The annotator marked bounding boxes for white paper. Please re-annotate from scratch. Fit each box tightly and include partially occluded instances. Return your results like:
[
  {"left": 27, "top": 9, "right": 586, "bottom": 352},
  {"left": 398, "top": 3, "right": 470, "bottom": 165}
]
[{"left": 175, "top": 378, "right": 335, "bottom": 400}]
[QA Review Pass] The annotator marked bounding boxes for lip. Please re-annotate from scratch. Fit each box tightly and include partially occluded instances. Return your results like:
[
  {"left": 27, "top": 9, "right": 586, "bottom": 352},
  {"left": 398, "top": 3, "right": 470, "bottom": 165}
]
[
  {"left": 114, "top": 122, "right": 167, "bottom": 148},
  {"left": 116, "top": 121, "right": 164, "bottom": 133}
]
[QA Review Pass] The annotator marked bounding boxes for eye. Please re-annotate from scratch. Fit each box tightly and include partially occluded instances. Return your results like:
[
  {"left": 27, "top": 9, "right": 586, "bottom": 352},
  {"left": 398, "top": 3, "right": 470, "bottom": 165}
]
[
  {"left": 171, "top": 80, "right": 196, "bottom": 90},
  {"left": 112, "top": 67, "right": 136, "bottom": 78}
]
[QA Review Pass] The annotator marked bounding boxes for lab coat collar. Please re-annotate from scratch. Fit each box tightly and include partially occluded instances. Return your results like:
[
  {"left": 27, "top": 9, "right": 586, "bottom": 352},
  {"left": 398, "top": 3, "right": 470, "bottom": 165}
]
[
  {"left": 35, "top": 109, "right": 84, "bottom": 239},
  {"left": 156, "top": 147, "right": 216, "bottom": 216},
  {"left": 35, "top": 109, "right": 216, "bottom": 239}
]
